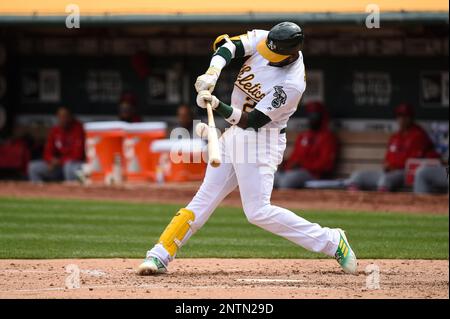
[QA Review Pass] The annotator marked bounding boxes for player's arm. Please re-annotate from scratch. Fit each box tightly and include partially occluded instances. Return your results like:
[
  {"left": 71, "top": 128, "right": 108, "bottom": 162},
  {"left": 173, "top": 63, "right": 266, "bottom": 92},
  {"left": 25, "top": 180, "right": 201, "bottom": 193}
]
[
  {"left": 196, "top": 91, "right": 270, "bottom": 130},
  {"left": 196, "top": 84, "right": 303, "bottom": 130},
  {"left": 194, "top": 32, "right": 256, "bottom": 93},
  {"left": 216, "top": 102, "right": 271, "bottom": 130}
]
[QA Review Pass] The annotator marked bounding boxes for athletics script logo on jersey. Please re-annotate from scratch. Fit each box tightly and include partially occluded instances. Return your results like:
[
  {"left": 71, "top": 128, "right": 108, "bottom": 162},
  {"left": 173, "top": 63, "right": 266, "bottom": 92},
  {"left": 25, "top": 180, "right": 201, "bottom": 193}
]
[
  {"left": 235, "top": 64, "right": 267, "bottom": 112},
  {"left": 271, "top": 86, "right": 287, "bottom": 108},
  {"left": 235, "top": 65, "right": 266, "bottom": 102}
]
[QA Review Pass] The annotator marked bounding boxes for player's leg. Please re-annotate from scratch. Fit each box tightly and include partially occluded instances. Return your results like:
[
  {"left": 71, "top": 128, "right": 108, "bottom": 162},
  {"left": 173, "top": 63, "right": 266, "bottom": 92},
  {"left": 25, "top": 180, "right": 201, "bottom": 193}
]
[
  {"left": 377, "top": 169, "right": 405, "bottom": 191},
  {"left": 414, "top": 165, "right": 449, "bottom": 194},
  {"left": 233, "top": 131, "right": 357, "bottom": 273},
  {"left": 235, "top": 161, "right": 339, "bottom": 253},
  {"left": 28, "top": 160, "right": 63, "bottom": 182},
  {"left": 137, "top": 148, "right": 238, "bottom": 275},
  {"left": 275, "top": 169, "right": 313, "bottom": 189},
  {"left": 28, "top": 160, "right": 48, "bottom": 182},
  {"left": 62, "top": 161, "right": 83, "bottom": 181},
  {"left": 346, "top": 170, "right": 382, "bottom": 191}
]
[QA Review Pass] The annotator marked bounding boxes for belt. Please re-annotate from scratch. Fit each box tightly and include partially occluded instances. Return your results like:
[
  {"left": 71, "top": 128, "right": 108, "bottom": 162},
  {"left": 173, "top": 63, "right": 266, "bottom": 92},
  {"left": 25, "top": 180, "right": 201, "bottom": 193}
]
[
  {"left": 235, "top": 126, "right": 287, "bottom": 134},
  {"left": 255, "top": 127, "right": 286, "bottom": 134}
]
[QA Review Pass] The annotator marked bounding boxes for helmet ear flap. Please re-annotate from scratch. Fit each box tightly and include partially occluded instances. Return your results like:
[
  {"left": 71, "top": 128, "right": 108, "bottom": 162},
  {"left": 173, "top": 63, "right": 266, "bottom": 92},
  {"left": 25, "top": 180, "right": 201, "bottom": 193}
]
[{"left": 212, "top": 34, "right": 230, "bottom": 51}]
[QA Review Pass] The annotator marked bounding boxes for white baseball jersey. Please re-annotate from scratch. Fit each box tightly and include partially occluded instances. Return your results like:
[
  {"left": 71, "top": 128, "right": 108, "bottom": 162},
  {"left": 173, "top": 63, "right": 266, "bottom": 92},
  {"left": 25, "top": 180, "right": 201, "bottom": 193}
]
[{"left": 231, "top": 29, "right": 306, "bottom": 130}]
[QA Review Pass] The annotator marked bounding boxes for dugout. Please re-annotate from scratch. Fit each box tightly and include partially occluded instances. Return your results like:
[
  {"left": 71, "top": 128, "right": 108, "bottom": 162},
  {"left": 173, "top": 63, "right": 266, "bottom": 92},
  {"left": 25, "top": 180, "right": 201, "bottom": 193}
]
[{"left": 0, "top": 1, "right": 448, "bottom": 177}]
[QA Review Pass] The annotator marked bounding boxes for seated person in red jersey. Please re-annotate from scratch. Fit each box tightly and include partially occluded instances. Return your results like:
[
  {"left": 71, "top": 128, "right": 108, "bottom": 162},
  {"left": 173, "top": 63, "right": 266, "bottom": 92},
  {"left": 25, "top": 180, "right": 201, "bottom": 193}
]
[
  {"left": 28, "top": 107, "right": 85, "bottom": 182},
  {"left": 274, "top": 102, "right": 338, "bottom": 189},
  {"left": 346, "top": 103, "right": 439, "bottom": 192},
  {"left": 118, "top": 93, "right": 142, "bottom": 123},
  {"left": 176, "top": 104, "right": 195, "bottom": 137}
]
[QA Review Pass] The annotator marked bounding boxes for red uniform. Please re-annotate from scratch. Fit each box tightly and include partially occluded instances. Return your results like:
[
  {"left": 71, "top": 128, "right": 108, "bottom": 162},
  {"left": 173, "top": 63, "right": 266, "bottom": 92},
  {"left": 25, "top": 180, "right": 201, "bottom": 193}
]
[
  {"left": 124, "top": 115, "right": 142, "bottom": 123},
  {"left": 43, "top": 120, "right": 85, "bottom": 164},
  {"left": 384, "top": 123, "right": 439, "bottom": 170},
  {"left": 0, "top": 138, "right": 30, "bottom": 174},
  {"left": 285, "top": 104, "right": 338, "bottom": 178}
]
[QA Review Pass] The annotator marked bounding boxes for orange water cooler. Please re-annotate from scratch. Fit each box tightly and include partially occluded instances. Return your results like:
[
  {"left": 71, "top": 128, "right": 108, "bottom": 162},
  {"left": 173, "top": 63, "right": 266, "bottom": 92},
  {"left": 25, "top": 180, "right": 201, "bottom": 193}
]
[
  {"left": 123, "top": 122, "right": 167, "bottom": 182},
  {"left": 84, "top": 121, "right": 127, "bottom": 182},
  {"left": 150, "top": 139, "right": 207, "bottom": 182}
]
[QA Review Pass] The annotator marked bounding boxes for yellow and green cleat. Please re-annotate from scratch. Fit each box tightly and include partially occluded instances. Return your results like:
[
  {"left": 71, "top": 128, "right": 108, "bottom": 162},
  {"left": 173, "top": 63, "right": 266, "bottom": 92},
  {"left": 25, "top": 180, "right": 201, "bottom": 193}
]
[
  {"left": 136, "top": 257, "right": 167, "bottom": 276},
  {"left": 335, "top": 229, "right": 358, "bottom": 274}
]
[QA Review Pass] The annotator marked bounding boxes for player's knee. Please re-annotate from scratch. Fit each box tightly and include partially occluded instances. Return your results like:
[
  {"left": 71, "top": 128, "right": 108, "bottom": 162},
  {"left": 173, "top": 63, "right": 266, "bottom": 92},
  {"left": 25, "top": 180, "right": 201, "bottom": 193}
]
[
  {"left": 376, "top": 177, "right": 389, "bottom": 191},
  {"left": 245, "top": 204, "right": 272, "bottom": 226},
  {"left": 28, "top": 161, "right": 46, "bottom": 179},
  {"left": 415, "top": 166, "right": 428, "bottom": 181},
  {"left": 28, "top": 160, "right": 41, "bottom": 172},
  {"left": 348, "top": 170, "right": 363, "bottom": 185},
  {"left": 63, "top": 162, "right": 73, "bottom": 180},
  {"left": 28, "top": 161, "right": 37, "bottom": 176}
]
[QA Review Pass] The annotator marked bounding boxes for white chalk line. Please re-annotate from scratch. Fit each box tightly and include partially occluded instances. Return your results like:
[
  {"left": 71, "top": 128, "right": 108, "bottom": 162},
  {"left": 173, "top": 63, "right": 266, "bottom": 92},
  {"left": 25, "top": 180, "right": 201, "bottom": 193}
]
[
  {"left": 0, "top": 269, "right": 130, "bottom": 274},
  {"left": 0, "top": 284, "right": 232, "bottom": 294},
  {"left": 0, "top": 284, "right": 165, "bottom": 293},
  {"left": 1, "top": 268, "right": 312, "bottom": 294},
  {"left": 236, "top": 278, "right": 304, "bottom": 283},
  {"left": 0, "top": 279, "right": 312, "bottom": 294},
  {"left": 0, "top": 270, "right": 62, "bottom": 274}
]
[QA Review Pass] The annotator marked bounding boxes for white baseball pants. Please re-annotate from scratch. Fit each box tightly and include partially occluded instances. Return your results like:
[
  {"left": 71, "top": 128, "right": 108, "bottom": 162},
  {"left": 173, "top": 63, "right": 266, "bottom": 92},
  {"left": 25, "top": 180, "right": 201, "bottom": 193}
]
[{"left": 149, "top": 126, "right": 340, "bottom": 266}]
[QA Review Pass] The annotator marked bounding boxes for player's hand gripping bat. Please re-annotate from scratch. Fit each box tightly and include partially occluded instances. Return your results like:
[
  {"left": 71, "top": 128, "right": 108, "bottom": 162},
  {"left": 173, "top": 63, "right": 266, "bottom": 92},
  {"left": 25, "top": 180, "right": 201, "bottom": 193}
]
[{"left": 195, "top": 100, "right": 221, "bottom": 168}]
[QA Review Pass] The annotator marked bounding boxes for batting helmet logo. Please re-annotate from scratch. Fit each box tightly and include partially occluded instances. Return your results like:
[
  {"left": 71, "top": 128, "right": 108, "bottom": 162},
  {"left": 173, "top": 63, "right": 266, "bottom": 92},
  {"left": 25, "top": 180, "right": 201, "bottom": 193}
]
[{"left": 267, "top": 39, "right": 277, "bottom": 51}]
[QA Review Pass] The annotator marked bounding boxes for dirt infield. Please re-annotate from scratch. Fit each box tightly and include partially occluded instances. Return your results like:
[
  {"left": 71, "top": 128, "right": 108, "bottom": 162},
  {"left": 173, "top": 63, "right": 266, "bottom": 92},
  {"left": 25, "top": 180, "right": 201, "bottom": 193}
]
[
  {"left": 0, "top": 259, "right": 447, "bottom": 299},
  {"left": 0, "top": 182, "right": 448, "bottom": 299},
  {"left": 0, "top": 181, "right": 448, "bottom": 214}
]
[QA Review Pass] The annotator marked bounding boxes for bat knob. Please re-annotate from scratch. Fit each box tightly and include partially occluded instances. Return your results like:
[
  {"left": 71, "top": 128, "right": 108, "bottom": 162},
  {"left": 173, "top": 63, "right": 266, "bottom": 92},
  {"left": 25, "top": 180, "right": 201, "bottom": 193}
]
[{"left": 210, "top": 159, "right": 221, "bottom": 167}]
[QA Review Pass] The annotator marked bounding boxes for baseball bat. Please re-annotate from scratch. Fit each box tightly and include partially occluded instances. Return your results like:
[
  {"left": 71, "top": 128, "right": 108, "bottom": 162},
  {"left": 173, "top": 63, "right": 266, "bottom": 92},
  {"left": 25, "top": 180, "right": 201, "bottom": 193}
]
[{"left": 205, "top": 101, "right": 221, "bottom": 167}]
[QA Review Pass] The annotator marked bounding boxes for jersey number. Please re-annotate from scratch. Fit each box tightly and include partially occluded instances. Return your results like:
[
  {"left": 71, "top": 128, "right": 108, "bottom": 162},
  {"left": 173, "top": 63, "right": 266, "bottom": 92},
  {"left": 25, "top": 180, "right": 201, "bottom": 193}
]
[{"left": 243, "top": 96, "right": 256, "bottom": 113}]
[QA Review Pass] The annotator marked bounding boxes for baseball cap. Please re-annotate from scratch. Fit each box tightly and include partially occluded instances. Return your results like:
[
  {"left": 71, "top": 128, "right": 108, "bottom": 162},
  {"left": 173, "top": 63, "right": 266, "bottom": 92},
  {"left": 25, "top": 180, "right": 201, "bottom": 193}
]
[
  {"left": 395, "top": 103, "right": 414, "bottom": 117},
  {"left": 120, "top": 92, "right": 137, "bottom": 106}
]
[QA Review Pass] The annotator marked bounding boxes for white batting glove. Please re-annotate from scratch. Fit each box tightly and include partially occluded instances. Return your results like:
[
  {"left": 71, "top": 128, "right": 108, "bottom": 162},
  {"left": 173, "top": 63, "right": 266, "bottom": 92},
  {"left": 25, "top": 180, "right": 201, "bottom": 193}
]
[
  {"left": 196, "top": 90, "right": 219, "bottom": 109},
  {"left": 194, "top": 66, "right": 221, "bottom": 93}
]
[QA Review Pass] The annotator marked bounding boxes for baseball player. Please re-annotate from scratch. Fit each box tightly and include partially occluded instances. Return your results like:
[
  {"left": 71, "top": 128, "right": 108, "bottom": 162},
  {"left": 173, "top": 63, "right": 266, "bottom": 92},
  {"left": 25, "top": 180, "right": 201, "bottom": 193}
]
[{"left": 137, "top": 22, "right": 357, "bottom": 275}]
